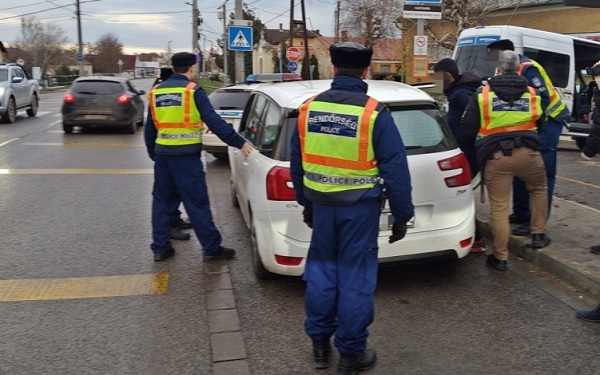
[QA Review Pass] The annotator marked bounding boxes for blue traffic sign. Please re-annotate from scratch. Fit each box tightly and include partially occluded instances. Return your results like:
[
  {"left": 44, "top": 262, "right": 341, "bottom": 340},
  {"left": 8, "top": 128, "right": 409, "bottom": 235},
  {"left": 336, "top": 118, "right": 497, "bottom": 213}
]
[
  {"left": 228, "top": 26, "right": 253, "bottom": 52},
  {"left": 287, "top": 61, "right": 298, "bottom": 73},
  {"left": 77, "top": 55, "right": 83, "bottom": 62}
]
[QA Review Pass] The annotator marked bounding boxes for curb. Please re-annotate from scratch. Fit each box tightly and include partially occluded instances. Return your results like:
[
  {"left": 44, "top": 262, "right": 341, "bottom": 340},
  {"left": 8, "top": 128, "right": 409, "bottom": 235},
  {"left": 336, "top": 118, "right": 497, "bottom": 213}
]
[{"left": 477, "top": 218, "right": 600, "bottom": 299}]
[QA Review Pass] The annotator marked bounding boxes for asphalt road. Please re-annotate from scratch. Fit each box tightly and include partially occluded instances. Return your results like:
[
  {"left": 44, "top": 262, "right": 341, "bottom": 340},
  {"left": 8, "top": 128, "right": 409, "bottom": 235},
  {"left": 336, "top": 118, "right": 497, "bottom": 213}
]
[{"left": 0, "top": 83, "right": 599, "bottom": 374}]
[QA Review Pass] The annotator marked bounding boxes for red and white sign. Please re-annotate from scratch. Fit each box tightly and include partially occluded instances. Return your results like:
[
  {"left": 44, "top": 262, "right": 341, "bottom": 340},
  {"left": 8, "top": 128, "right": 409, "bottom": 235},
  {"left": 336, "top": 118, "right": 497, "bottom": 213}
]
[
  {"left": 286, "top": 47, "right": 301, "bottom": 62},
  {"left": 413, "top": 35, "right": 428, "bottom": 56}
]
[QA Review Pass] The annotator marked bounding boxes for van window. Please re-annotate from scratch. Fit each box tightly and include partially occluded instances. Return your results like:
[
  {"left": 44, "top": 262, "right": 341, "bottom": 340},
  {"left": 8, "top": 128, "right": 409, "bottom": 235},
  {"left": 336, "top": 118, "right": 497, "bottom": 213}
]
[
  {"left": 454, "top": 45, "right": 494, "bottom": 78},
  {"left": 523, "top": 48, "right": 570, "bottom": 88}
]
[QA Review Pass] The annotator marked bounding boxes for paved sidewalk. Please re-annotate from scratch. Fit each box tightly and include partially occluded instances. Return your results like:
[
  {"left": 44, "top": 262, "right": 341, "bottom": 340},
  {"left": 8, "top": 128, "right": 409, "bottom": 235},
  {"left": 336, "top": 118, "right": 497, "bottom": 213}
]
[{"left": 475, "top": 189, "right": 600, "bottom": 300}]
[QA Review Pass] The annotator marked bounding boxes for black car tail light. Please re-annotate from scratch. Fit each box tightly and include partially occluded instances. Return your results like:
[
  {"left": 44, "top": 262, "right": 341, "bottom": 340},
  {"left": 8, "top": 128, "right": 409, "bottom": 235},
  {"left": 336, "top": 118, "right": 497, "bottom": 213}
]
[
  {"left": 437, "top": 153, "right": 472, "bottom": 188},
  {"left": 63, "top": 93, "right": 75, "bottom": 103},
  {"left": 266, "top": 166, "right": 296, "bottom": 201},
  {"left": 117, "top": 94, "right": 130, "bottom": 104}
]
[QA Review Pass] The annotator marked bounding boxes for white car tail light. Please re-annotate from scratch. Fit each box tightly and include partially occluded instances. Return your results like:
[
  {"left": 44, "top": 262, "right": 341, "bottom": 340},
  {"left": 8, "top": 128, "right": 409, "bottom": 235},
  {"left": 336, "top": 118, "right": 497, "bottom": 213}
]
[
  {"left": 266, "top": 166, "right": 296, "bottom": 201},
  {"left": 437, "top": 153, "right": 471, "bottom": 188}
]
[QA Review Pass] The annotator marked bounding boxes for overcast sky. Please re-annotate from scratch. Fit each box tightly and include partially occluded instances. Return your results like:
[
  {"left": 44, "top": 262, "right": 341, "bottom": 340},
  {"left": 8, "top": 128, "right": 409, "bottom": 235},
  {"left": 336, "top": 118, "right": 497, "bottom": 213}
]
[{"left": 0, "top": 0, "right": 337, "bottom": 55}]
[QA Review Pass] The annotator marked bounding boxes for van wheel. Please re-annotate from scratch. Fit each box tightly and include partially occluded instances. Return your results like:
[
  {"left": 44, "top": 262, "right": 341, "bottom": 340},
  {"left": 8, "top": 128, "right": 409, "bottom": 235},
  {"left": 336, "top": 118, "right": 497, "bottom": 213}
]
[
  {"left": 27, "top": 94, "right": 38, "bottom": 117},
  {"left": 250, "top": 216, "right": 274, "bottom": 280},
  {"left": 575, "top": 137, "right": 587, "bottom": 150}
]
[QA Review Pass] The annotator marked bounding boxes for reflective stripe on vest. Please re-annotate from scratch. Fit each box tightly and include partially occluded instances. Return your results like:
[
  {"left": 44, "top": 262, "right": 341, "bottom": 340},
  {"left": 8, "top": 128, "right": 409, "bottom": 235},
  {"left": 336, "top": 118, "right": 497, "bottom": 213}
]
[
  {"left": 517, "top": 60, "right": 567, "bottom": 119},
  {"left": 477, "top": 85, "right": 540, "bottom": 137},
  {"left": 149, "top": 82, "right": 204, "bottom": 146},
  {"left": 297, "top": 96, "right": 380, "bottom": 193}
]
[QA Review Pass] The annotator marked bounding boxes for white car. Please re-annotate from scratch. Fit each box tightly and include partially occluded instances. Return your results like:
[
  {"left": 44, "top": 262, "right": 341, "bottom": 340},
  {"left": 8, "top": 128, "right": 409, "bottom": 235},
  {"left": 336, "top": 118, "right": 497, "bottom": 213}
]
[
  {"left": 205, "top": 84, "right": 258, "bottom": 159},
  {"left": 228, "top": 80, "right": 476, "bottom": 279}
]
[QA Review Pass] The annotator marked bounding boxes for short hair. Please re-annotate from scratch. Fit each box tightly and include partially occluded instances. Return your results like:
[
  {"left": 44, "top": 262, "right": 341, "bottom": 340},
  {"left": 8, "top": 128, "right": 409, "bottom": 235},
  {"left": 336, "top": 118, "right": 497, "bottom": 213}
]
[
  {"left": 335, "top": 67, "right": 365, "bottom": 79},
  {"left": 433, "top": 58, "right": 459, "bottom": 79},
  {"left": 173, "top": 65, "right": 189, "bottom": 74},
  {"left": 498, "top": 50, "right": 520, "bottom": 73}
]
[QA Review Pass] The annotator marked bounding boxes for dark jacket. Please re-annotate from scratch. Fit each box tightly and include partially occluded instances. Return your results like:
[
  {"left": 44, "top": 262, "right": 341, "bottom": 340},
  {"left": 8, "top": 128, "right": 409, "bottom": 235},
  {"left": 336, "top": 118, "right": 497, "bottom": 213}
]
[
  {"left": 461, "top": 73, "right": 545, "bottom": 165},
  {"left": 289, "top": 75, "right": 414, "bottom": 225},
  {"left": 444, "top": 71, "right": 481, "bottom": 147},
  {"left": 144, "top": 74, "right": 246, "bottom": 159}
]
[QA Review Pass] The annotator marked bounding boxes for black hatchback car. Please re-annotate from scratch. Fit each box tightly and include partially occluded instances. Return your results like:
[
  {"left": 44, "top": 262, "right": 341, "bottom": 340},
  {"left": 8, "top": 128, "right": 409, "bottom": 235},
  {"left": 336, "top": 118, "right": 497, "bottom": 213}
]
[{"left": 61, "top": 76, "right": 146, "bottom": 134}]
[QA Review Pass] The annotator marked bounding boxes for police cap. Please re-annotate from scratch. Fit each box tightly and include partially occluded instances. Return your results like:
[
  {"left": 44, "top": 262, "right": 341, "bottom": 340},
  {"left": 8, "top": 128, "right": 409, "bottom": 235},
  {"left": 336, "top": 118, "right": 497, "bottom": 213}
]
[
  {"left": 330, "top": 42, "right": 373, "bottom": 69},
  {"left": 487, "top": 39, "right": 515, "bottom": 51},
  {"left": 171, "top": 52, "right": 196, "bottom": 67}
]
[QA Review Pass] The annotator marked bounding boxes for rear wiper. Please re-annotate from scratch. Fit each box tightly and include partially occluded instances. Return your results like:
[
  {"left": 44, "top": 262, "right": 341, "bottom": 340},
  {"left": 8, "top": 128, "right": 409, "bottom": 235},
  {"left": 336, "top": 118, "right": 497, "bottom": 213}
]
[
  {"left": 405, "top": 145, "right": 423, "bottom": 149},
  {"left": 77, "top": 91, "right": 97, "bottom": 95},
  {"left": 217, "top": 106, "right": 241, "bottom": 110}
]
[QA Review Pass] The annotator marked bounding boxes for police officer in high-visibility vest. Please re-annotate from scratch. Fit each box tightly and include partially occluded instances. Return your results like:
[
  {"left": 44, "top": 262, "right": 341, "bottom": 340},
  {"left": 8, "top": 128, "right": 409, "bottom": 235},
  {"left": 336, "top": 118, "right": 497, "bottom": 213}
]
[
  {"left": 487, "top": 39, "right": 570, "bottom": 237},
  {"left": 462, "top": 50, "right": 550, "bottom": 271},
  {"left": 290, "top": 42, "right": 414, "bottom": 374},
  {"left": 145, "top": 52, "right": 253, "bottom": 261}
]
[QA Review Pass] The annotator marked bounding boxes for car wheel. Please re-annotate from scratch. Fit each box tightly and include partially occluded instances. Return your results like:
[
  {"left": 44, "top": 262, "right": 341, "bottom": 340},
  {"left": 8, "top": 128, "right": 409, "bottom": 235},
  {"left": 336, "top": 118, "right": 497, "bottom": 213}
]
[
  {"left": 26, "top": 94, "right": 38, "bottom": 117},
  {"left": 2, "top": 97, "right": 17, "bottom": 123},
  {"left": 575, "top": 137, "right": 587, "bottom": 150},
  {"left": 250, "top": 215, "right": 274, "bottom": 280},
  {"left": 63, "top": 122, "right": 74, "bottom": 134},
  {"left": 127, "top": 120, "right": 136, "bottom": 134},
  {"left": 230, "top": 171, "right": 239, "bottom": 208}
]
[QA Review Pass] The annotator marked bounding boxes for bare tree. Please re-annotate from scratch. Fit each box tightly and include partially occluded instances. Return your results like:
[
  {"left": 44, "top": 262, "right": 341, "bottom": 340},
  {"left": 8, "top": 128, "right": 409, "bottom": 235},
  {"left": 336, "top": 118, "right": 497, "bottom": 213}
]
[
  {"left": 15, "top": 16, "right": 68, "bottom": 76},
  {"left": 340, "top": 0, "right": 403, "bottom": 48},
  {"left": 93, "top": 33, "right": 124, "bottom": 73}
]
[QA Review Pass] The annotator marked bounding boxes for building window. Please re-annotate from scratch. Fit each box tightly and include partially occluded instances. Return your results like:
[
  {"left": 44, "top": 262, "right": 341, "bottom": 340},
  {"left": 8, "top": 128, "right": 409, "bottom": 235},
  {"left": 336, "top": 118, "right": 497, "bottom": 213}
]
[{"left": 381, "top": 65, "right": 390, "bottom": 74}]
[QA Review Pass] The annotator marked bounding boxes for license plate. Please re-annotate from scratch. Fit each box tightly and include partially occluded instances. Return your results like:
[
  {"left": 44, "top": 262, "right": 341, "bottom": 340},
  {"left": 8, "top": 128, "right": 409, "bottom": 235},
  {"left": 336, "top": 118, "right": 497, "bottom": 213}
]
[
  {"left": 379, "top": 213, "right": 415, "bottom": 231},
  {"left": 82, "top": 115, "right": 107, "bottom": 120}
]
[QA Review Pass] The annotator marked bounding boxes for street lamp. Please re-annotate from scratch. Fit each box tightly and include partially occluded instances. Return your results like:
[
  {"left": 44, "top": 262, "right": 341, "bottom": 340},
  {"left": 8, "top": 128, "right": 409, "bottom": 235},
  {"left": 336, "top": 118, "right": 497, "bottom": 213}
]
[{"left": 167, "top": 40, "right": 173, "bottom": 63}]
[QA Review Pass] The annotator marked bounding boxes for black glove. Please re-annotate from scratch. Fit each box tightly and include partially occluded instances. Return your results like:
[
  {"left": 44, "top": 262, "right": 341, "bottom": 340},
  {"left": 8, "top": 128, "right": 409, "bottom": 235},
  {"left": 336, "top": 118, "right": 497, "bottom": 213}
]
[
  {"left": 389, "top": 222, "right": 407, "bottom": 243},
  {"left": 302, "top": 206, "right": 313, "bottom": 229}
]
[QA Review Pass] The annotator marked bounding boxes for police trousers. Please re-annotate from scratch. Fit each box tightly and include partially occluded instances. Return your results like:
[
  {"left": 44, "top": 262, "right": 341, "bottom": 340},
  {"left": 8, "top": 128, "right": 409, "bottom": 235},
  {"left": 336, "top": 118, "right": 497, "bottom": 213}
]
[
  {"left": 485, "top": 147, "right": 548, "bottom": 260},
  {"left": 151, "top": 153, "right": 222, "bottom": 256},
  {"left": 303, "top": 200, "right": 379, "bottom": 357}
]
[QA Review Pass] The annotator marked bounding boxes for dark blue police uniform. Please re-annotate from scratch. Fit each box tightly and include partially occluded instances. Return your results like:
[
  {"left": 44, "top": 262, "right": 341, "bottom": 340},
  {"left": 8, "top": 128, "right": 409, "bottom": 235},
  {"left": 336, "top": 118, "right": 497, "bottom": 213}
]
[{"left": 145, "top": 73, "right": 246, "bottom": 259}]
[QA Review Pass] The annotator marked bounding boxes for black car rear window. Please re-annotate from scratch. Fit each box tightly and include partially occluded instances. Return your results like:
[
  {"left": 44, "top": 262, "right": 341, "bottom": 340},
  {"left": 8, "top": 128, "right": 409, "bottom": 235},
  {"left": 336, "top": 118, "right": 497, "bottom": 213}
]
[
  {"left": 72, "top": 81, "right": 123, "bottom": 95},
  {"left": 209, "top": 90, "right": 251, "bottom": 110}
]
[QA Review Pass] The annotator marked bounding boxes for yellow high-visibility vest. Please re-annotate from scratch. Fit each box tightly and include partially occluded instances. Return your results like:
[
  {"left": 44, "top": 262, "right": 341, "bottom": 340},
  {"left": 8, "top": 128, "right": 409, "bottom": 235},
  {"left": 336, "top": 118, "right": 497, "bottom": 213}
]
[
  {"left": 477, "top": 85, "right": 541, "bottom": 137},
  {"left": 297, "top": 95, "right": 380, "bottom": 193},
  {"left": 518, "top": 60, "right": 567, "bottom": 119},
  {"left": 149, "top": 82, "right": 204, "bottom": 146}
]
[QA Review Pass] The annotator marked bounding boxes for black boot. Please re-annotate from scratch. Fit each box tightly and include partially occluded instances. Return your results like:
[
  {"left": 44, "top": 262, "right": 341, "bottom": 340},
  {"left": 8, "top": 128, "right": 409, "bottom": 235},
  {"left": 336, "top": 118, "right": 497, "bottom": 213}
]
[
  {"left": 531, "top": 233, "right": 551, "bottom": 249},
  {"left": 576, "top": 304, "right": 600, "bottom": 322},
  {"left": 312, "top": 340, "right": 331, "bottom": 369},
  {"left": 338, "top": 349, "right": 376, "bottom": 375}
]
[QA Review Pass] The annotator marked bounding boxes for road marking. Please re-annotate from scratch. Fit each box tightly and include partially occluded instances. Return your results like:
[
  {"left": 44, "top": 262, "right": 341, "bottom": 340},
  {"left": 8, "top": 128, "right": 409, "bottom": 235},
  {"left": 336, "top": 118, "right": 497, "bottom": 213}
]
[
  {"left": 557, "top": 175, "right": 600, "bottom": 190},
  {"left": 0, "top": 274, "right": 169, "bottom": 302},
  {"left": 21, "top": 141, "right": 144, "bottom": 147},
  {"left": 0, "top": 169, "right": 153, "bottom": 174},
  {"left": 0, "top": 138, "right": 19, "bottom": 148}
]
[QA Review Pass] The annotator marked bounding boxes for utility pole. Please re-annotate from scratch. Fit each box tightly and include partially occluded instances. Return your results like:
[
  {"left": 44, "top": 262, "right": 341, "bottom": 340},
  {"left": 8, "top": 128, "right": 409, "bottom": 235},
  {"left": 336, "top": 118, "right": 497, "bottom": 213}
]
[
  {"left": 234, "top": 0, "right": 244, "bottom": 82},
  {"left": 218, "top": 2, "right": 229, "bottom": 85},
  {"left": 76, "top": 0, "right": 83, "bottom": 76},
  {"left": 192, "top": 0, "right": 199, "bottom": 79}
]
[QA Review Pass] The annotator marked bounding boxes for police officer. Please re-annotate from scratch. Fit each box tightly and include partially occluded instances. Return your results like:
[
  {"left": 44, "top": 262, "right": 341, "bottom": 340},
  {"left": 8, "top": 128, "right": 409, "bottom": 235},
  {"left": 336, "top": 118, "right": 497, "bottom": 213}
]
[
  {"left": 290, "top": 42, "right": 414, "bottom": 374},
  {"left": 487, "top": 39, "right": 570, "bottom": 236},
  {"left": 462, "top": 50, "right": 550, "bottom": 271},
  {"left": 145, "top": 52, "right": 253, "bottom": 261}
]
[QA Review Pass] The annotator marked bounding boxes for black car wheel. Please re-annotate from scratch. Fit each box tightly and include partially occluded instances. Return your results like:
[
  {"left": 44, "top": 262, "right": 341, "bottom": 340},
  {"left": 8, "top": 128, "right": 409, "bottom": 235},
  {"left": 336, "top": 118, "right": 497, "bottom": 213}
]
[
  {"left": 26, "top": 95, "right": 38, "bottom": 117},
  {"left": 230, "top": 172, "right": 240, "bottom": 208},
  {"left": 575, "top": 137, "right": 587, "bottom": 150},
  {"left": 127, "top": 119, "right": 136, "bottom": 134},
  {"left": 63, "top": 122, "right": 74, "bottom": 134},
  {"left": 2, "top": 97, "right": 17, "bottom": 123}
]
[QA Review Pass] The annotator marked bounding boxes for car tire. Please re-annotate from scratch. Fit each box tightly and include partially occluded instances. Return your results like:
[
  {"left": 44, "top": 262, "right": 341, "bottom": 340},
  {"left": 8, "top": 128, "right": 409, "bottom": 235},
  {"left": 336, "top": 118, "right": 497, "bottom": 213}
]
[
  {"left": 575, "top": 137, "right": 587, "bottom": 150},
  {"left": 63, "top": 122, "right": 74, "bottom": 134},
  {"left": 250, "top": 214, "right": 274, "bottom": 280},
  {"left": 213, "top": 152, "right": 229, "bottom": 160},
  {"left": 26, "top": 94, "right": 38, "bottom": 117},
  {"left": 127, "top": 120, "right": 136, "bottom": 134},
  {"left": 2, "top": 97, "right": 17, "bottom": 123},
  {"left": 230, "top": 171, "right": 240, "bottom": 208}
]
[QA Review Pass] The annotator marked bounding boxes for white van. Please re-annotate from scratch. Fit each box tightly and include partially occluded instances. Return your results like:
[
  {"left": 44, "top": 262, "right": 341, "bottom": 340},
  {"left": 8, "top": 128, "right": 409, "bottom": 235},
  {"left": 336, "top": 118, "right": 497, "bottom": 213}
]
[{"left": 453, "top": 25, "right": 600, "bottom": 149}]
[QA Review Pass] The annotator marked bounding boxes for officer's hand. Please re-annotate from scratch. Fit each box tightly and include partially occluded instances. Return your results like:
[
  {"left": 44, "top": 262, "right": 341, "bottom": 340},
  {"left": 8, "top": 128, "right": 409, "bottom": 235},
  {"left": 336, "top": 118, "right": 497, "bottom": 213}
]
[
  {"left": 302, "top": 206, "right": 313, "bottom": 229},
  {"left": 389, "top": 222, "right": 407, "bottom": 243},
  {"left": 240, "top": 142, "right": 254, "bottom": 158}
]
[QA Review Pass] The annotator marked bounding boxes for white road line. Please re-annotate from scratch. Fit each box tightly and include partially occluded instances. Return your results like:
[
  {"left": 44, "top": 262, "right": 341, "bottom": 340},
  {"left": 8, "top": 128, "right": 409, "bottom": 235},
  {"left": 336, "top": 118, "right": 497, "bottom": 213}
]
[{"left": 0, "top": 138, "right": 19, "bottom": 148}]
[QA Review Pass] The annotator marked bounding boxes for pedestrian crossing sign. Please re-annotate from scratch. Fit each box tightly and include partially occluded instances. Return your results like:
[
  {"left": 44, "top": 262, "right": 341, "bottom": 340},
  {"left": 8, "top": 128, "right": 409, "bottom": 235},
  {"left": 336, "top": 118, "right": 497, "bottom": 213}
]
[{"left": 228, "top": 26, "right": 253, "bottom": 52}]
